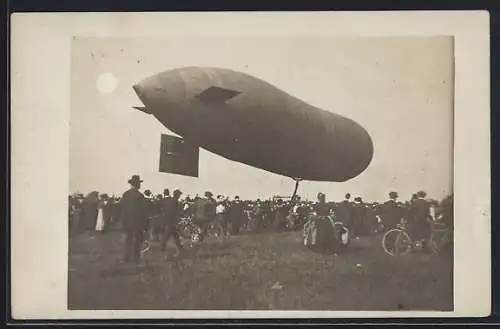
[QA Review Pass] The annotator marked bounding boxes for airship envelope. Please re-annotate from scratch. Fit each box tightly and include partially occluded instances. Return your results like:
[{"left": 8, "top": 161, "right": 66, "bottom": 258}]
[{"left": 133, "top": 67, "right": 374, "bottom": 182}]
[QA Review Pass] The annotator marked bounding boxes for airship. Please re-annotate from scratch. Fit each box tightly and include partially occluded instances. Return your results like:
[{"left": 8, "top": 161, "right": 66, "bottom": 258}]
[{"left": 132, "top": 67, "right": 373, "bottom": 194}]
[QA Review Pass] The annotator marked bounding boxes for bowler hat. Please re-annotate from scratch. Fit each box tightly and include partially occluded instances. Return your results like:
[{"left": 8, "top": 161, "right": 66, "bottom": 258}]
[
  {"left": 389, "top": 191, "right": 398, "bottom": 199},
  {"left": 128, "top": 175, "right": 143, "bottom": 185}
]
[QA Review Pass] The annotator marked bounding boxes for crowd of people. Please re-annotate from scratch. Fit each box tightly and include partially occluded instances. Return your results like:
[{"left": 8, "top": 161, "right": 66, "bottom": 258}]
[{"left": 68, "top": 174, "right": 454, "bottom": 263}]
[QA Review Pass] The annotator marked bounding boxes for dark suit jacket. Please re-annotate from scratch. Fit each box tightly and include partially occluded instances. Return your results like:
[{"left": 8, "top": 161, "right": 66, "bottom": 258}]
[
  {"left": 314, "top": 202, "right": 330, "bottom": 217},
  {"left": 162, "top": 196, "right": 181, "bottom": 223},
  {"left": 352, "top": 203, "right": 366, "bottom": 225},
  {"left": 335, "top": 200, "right": 353, "bottom": 226},
  {"left": 409, "top": 198, "right": 430, "bottom": 223},
  {"left": 119, "top": 188, "right": 148, "bottom": 232},
  {"left": 103, "top": 200, "right": 115, "bottom": 222},
  {"left": 381, "top": 200, "right": 403, "bottom": 228},
  {"left": 194, "top": 198, "right": 217, "bottom": 222},
  {"left": 229, "top": 201, "right": 245, "bottom": 219}
]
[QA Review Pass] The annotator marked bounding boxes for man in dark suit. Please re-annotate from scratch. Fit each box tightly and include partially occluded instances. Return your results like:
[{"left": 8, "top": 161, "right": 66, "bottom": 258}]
[
  {"left": 119, "top": 175, "right": 148, "bottom": 264},
  {"left": 230, "top": 196, "right": 245, "bottom": 235},
  {"left": 380, "top": 191, "right": 403, "bottom": 230},
  {"left": 351, "top": 197, "right": 366, "bottom": 238},
  {"left": 160, "top": 189, "right": 183, "bottom": 256},
  {"left": 335, "top": 193, "right": 353, "bottom": 228},
  {"left": 409, "top": 190, "right": 432, "bottom": 246},
  {"left": 195, "top": 191, "right": 217, "bottom": 241}
]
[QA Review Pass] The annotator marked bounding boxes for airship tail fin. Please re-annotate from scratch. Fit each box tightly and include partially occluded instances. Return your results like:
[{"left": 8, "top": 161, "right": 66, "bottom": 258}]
[
  {"left": 196, "top": 86, "right": 241, "bottom": 104},
  {"left": 159, "top": 134, "right": 199, "bottom": 178}
]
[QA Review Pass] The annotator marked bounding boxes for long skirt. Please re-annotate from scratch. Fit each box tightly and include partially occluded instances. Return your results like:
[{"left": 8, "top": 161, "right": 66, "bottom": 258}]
[
  {"left": 304, "top": 215, "right": 338, "bottom": 252},
  {"left": 95, "top": 208, "right": 105, "bottom": 232}
]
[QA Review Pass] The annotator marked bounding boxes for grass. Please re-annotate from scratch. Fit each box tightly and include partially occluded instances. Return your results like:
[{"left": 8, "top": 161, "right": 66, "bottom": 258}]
[{"left": 68, "top": 228, "right": 453, "bottom": 311}]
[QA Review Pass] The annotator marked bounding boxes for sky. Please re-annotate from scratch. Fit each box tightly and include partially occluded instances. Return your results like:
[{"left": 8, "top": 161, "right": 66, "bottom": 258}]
[{"left": 70, "top": 36, "right": 453, "bottom": 202}]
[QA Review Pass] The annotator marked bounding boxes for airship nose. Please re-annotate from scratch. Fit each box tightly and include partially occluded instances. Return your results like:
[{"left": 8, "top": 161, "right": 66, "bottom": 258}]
[
  {"left": 132, "top": 77, "right": 159, "bottom": 106},
  {"left": 133, "top": 72, "right": 184, "bottom": 111},
  {"left": 132, "top": 83, "right": 142, "bottom": 100}
]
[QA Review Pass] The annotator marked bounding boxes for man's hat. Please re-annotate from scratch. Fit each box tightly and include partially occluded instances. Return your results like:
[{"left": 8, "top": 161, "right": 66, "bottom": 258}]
[
  {"left": 163, "top": 188, "right": 170, "bottom": 195},
  {"left": 389, "top": 191, "right": 398, "bottom": 199},
  {"left": 144, "top": 189, "right": 152, "bottom": 196},
  {"left": 354, "top": 197, "right": 362, "bottom": 202},
  {"left": 100, "top": 193, "right": 109, "bottom": 199},
  {"left": 128, "top": 175, "right": 143, "bottom": 185},
  {"left": 205, "top": 191, "right": 213, "bottom": 197},
  {"left": 173, "top": 189, "right": 182, "bottom": 195}
]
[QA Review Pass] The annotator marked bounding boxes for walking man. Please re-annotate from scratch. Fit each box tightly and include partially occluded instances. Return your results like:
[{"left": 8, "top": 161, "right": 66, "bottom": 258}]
[
  {"left": 380, "top": 191, "right": 403, "bottom": 230},
  {"left": 230, "top": 196, "right": 245, "bottom": 235},
  {"left": 336, "top": 193, "right": 353, "bottom": 228},
  {"left": 119, "top": 175, "right": 148, "bottom": 264},
  {"left": 408, "top": 190, "right": 432, "bottom": 249},
  {"left": 194, "top": 191, "right": 217, "bottom": 242},
  {"left": 160, "top": 189, "right": 184, "bottom": 257}
]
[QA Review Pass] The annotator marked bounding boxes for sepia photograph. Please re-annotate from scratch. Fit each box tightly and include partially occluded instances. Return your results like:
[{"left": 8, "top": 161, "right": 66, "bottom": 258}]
[
  {"left": 68, "top": 36, "right": 454, "bottom": 311},
  {"left": 10, "top": 11, "right": 490, "bottom": 319}
]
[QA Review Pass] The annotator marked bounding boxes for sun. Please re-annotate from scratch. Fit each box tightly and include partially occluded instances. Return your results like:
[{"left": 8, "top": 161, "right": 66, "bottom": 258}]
[{"left": 96, "top": 73, "right": 118, "bottom": 94}]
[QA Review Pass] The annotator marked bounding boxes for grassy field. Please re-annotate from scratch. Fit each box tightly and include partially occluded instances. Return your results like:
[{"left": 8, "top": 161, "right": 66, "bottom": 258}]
[{"left": 68, "top": 228, "right": 453, "bottom": 311}]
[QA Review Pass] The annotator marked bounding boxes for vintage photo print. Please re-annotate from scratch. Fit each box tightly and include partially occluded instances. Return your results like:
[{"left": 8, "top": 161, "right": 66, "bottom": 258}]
[{"left": 11, "top": 11, "right": 490, "bottom": 319}]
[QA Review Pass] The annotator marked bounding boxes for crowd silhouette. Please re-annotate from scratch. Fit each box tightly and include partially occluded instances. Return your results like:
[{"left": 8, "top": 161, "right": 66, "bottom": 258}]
[
  {"left": 69, "top": 174, "right": 454, "bottom": 263},
  {"left": 69, "top": 185, "right": 453, "bottom": 240}
]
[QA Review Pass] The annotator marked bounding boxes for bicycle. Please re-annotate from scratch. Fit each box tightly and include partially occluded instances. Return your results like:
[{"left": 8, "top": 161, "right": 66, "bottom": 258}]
[
  {"left": 382, "top": 219, "right": 451, "bottom": 257},
  {"left": 381, "top": 222, "right": 412, "bottom": 256}
]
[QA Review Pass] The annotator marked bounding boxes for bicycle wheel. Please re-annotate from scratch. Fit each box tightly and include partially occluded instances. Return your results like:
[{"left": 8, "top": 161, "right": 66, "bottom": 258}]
[{"left": 382, "top": 229, "right": 412, "bottom": 256}]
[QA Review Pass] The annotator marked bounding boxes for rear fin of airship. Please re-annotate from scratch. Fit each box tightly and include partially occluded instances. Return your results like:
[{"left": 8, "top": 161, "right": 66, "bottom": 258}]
[
  {"left": 133, "top": 106, "right": 151, "bottom": 114},
  {"left": 159, "top": 134, "right": 199, "bottom": 178},
  {"left": 196, "top": 86, "right": 241, "bottom": 104}
]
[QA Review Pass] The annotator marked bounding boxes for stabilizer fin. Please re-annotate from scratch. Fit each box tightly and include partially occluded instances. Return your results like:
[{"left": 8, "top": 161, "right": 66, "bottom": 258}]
[{"left": 196, "top": 86, "right": 241, "bottom": 104}]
